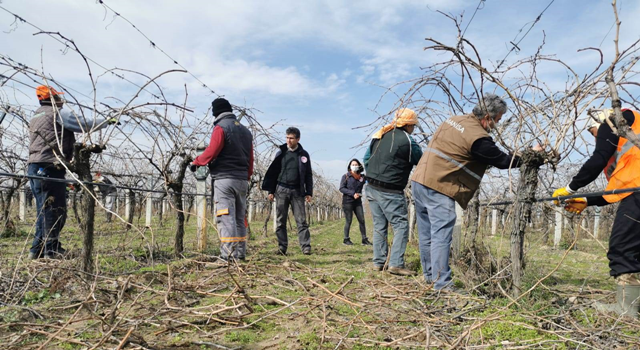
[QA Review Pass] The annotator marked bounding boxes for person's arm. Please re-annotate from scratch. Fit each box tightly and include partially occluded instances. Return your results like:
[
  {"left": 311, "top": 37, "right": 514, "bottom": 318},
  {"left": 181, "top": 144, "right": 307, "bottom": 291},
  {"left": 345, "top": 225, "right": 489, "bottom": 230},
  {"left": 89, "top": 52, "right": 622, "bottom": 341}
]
[
  {"left": 470, "top": 137, "right": 522, "bottom": 169},
  {"left": 58, "top": 109, "right": 110, "bottom": 133},
  {"left": 363, "top": 142, "right": 372, "bottom": 169},
  {"left": 248, "top": 143, "right": 254, "bottom": 180},
  {"left": 192, "top": 126, "right": 225, "bottom": 166},
  {"left": 409, "top": 135, "right": 423, "bottom": 166},
  {"left": 339, "top": 174, "right": 355, "bottom": 196},
  {"left": 567, "top": 110, "right": 635, "bottom": 190},
  {"left": 261, "top": 151, "right": 282, "bottom": 195},
  {"left": 305, "top": 154, "right": 313, "bottom": 197},
  {"left": 587, "top": 196, "right": 609, "bottom": 206}
]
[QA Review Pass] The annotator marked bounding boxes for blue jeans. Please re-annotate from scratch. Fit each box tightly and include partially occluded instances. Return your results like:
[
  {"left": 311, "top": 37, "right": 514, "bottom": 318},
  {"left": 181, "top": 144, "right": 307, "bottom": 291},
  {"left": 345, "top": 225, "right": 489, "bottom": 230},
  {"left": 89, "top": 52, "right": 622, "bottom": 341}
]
[
  {"left": 412, "top": 181, "right": 456, "bottom": 290},
  {"left": 28, "top": 163, "right": 67, "bottom": 256},
  {"left": 366, "top": 185, "right": 409, "bottom": 268}
]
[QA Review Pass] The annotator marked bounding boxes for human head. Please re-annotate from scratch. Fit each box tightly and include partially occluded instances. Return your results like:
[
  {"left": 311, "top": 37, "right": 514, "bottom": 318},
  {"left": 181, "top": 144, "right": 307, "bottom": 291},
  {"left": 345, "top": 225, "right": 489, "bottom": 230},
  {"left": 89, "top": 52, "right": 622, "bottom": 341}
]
[
  {"left": 395, "top": 108, "right": 419, "bottom": 135},
  {"left": 36, "top": 85, "right": 64, "bottom": 108},
  {"left": 286, "top": 127, "right": 301, "bottom": 149},
  {"left": 472, "top": 93, "right": 507, "bottom": 132},
  {"left": 211, "top": 97, "right": 232, "bottom": 117},
  {"left": 348, "top": 159, "right": 363, "bottom": 173}
]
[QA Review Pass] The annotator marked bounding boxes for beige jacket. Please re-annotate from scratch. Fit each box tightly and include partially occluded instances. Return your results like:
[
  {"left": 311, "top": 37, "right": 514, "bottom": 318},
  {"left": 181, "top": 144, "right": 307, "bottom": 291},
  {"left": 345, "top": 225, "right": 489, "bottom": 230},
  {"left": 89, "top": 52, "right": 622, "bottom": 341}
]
[{"left": 411, "top": 114, "right": 489, "bottom": 209}]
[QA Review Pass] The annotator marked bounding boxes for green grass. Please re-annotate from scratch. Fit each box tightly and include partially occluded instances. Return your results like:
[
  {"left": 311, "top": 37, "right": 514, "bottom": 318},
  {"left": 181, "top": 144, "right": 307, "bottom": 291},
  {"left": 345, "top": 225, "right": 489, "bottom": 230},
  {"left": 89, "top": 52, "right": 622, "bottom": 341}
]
[{"left": 1, "top": 207, "right": 637, "bottom": 349}]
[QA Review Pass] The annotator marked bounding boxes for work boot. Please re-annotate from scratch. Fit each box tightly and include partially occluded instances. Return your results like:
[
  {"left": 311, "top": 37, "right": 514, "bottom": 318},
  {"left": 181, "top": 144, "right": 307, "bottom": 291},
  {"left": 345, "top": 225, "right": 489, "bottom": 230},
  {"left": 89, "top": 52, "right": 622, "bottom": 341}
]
[
  {"left": 361, "top": 237, "right": 372, "bottom": 245},
  {"left": 343, "top": 238, "right": 353, "bottom": 246},
  {"left": 388, "top": 266, "right": 416, "bottom": 276},
  {"left": 371, "top": 264, "right": 384, "bottom": 271},
  {"left": 594, "top": 274, "right": 640, "bottom": 319}
]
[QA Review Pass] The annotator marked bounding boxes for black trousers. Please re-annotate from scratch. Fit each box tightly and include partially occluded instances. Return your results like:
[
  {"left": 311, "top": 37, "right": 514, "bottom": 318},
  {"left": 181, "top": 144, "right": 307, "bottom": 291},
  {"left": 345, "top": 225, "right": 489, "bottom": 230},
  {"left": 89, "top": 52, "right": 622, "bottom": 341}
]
[
  {"left": 343, "top": 203, "right": 367, "bottom": 241},
  {"left": 609, "top": 191, "right": 640, "bottom": 276}
]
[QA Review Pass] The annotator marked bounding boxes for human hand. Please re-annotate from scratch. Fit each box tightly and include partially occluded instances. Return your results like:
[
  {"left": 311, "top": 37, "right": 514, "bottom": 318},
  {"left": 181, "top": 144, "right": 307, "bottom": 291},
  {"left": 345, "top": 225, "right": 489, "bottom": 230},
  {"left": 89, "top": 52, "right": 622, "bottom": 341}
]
[
  {"left": 564, "top": 198, "right": 587, "bottom": 214},
  {"left": 354, "top": 193, "right": 361, "bottom": 199},
  {"left": 189, "top": 164, "right": 197, "bottom": 172},
  {"left": 552, "top": 186, "right": 574, "bottom": 206},
  {"left": 268, "top": 193, "right": 274, "bottom": 202},
  {"left": 305, "top": 195, "right": 312, "bottom": 203}
]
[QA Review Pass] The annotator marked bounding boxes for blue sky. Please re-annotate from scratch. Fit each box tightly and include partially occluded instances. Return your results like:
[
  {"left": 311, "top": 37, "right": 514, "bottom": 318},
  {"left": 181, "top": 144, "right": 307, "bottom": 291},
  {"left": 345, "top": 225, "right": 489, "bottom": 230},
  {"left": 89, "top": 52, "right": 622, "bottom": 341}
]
[{"left": 2, "top": 0, "right": 639, "bottom": 186}]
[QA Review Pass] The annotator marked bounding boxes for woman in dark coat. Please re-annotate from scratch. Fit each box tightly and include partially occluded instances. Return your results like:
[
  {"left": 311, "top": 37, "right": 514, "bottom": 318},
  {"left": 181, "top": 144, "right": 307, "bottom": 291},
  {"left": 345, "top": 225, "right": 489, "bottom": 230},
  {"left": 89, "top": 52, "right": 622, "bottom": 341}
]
[{"left": 339, "top": 159, "right": 371, "bottom": 245}]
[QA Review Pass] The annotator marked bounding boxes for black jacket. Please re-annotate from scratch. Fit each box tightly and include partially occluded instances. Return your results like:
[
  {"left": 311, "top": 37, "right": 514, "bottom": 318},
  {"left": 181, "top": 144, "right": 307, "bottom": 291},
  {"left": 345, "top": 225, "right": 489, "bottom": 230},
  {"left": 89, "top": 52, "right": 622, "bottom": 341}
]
[
  {"left": 570, "top": 109, "right": 636, "bottom": 206},
  {"left": 339, "top": 172, "right": 365, "bottom": 205},
  {"left": 262, "top": 143, "right": 313, "bottom": 196}
]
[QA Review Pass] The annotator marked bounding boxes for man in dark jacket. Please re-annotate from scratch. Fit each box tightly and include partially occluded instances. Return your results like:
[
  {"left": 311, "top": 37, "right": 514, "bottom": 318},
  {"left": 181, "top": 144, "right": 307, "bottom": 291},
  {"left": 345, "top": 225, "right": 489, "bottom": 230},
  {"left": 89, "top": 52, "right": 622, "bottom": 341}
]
[
  {"left": 555, "top": 108, "right": 640, "bottom": 318},
  {"left": 191, "top": 98, "right": 254, "bottom": 261},
  {"left": 28, "top": 85, "right": 116, "bottom": 259},
  {"left": 262, "top": 127, "right": 313, "bottom": 255},
  {"left": 364, "top": 108, "right": 423, "bottom": 276}
]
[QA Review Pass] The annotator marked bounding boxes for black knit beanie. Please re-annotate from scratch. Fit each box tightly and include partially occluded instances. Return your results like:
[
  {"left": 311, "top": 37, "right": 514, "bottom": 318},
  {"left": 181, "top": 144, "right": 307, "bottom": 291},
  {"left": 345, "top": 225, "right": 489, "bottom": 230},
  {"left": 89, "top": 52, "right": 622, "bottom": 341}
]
[{"left": 211, "top": 98, "right": 232, "bottom": 117}]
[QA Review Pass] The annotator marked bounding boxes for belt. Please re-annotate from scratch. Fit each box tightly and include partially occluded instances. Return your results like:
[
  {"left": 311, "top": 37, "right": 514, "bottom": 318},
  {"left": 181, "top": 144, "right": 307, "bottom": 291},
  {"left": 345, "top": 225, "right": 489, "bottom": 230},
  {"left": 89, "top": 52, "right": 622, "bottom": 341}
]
[
  {"left": 367, "top": 177, "right": 405, "bottom": 191},
  {"left": 277, "top": 182, "right": 298, "bottom": 190}
]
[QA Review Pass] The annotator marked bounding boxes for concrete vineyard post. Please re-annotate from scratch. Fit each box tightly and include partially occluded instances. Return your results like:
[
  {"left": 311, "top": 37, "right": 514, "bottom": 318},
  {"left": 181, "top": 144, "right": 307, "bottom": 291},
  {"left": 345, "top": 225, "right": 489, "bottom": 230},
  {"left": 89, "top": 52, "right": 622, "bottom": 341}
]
[
  {"left": 491, "top": 209, "right": 498, "bottom": 236},
  {"left": 554, "top": 210, "right": 562, "bottom": 248},
  {"left": 272, "top": 200, "right": 277, "bottom": 232},
  {"left": 195, "top": 142, "right": 209, "bottom": 252},
  {"left": 145, "top": 179, "right": 153, "bottom": 228},
  {"left": 19, "top": 170, "right": 26, "bottom": 222},
  {"left": 594, "top": 207, "right": 601, "bottom": 240}
]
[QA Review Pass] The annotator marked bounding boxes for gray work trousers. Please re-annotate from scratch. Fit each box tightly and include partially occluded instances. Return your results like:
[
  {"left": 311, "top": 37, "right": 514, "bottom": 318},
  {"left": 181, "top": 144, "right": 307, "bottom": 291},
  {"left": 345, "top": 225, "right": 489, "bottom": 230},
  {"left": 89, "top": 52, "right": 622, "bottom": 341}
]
[
  {"left": 275, "top": 185, "right": 311, "bottom": 252},
  {"left": 214, "top": 178, "right": 248, "bottom": 259}
]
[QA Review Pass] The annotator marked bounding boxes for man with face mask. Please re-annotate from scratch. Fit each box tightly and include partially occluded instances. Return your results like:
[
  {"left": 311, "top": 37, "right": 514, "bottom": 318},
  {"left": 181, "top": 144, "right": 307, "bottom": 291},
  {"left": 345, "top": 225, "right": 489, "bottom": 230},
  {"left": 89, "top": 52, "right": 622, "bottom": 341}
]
[{"left": 411, "top": 93, "right": 542, "bottom": 291}]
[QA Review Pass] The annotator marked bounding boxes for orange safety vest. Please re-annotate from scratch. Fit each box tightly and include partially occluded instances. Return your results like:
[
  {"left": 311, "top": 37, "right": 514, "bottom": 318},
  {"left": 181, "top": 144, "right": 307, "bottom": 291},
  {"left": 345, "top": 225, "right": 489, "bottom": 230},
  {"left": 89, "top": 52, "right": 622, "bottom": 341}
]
[{"left": 603, "top": 109, "right": 640, "bottom": 203}]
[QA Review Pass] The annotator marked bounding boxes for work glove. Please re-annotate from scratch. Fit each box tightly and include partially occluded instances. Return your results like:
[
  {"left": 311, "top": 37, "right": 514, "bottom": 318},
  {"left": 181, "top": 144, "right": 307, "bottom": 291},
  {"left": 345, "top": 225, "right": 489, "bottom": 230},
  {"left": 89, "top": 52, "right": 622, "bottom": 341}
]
[
  {"left": 564, "top": 198, "right": 587, "bottom": 215},
  {"left": 189, "top": 164, "right": 197, "bottom": 172},
  {"left": 107, "top": 118, "right": 121, "bottom": 125},
  {"left": 552, "top": 185, "right": 575, "bottom": 206}
]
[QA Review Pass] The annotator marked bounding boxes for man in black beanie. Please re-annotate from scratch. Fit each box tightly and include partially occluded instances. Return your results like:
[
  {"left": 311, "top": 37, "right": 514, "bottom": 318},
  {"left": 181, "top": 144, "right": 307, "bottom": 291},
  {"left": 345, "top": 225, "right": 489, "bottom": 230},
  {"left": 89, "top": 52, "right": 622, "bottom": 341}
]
[{"left": 191, "top": 98, "right": 254, "bottom": 261}]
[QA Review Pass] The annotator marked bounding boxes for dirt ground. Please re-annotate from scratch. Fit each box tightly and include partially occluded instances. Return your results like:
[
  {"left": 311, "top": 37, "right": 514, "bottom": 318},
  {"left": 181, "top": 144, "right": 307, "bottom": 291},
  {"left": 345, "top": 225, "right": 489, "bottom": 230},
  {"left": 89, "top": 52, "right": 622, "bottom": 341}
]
[{"left": 1, "top": 208, "right": 639, "bottom": 349}]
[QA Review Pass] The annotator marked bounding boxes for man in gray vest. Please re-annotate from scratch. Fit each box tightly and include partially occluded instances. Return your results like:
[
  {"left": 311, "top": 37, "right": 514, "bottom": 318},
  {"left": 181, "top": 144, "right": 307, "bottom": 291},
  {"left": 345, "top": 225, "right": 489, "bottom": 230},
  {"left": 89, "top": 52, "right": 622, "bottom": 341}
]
[
  {"left": 411, "top": 94, "right": 542, "bottom": 291},
  {"left": 262, "top": 127, "right": 314, "bottom": 255},
  {"left": 364, "top": 108, "right": 423, "bottom": 276},
  {"left": 191, "top": 98, "right": 253, "bottom": 261},
  {"left": 28, "top": 85, "right": 117, "bottom": 259}
]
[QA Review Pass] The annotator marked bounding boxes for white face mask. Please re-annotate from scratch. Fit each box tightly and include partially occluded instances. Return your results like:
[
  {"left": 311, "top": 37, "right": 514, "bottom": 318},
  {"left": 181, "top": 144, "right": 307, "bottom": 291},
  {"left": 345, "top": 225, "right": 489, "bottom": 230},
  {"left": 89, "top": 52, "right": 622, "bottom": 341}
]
[{"left": 350, "top": 165, "right": 360, "bottom": 172}]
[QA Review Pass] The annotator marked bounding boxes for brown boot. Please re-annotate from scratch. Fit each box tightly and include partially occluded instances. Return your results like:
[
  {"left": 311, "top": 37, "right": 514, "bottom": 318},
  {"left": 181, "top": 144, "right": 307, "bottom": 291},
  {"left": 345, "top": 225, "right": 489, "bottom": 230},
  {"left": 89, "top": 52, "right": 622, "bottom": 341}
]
[{"left": 388, "top": 266, "right": 416, "bottom": 276}]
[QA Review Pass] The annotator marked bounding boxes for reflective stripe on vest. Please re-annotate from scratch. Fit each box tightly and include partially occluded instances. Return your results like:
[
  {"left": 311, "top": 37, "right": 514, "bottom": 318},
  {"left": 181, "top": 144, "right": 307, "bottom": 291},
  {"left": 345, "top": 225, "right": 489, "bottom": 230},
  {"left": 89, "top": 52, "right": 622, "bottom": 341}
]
[
  {"left": 424, "top": 147, "right": 482, "bottom": 181},
  {"left": 603, "top": 109, "right": 640, "bottom": 203}
]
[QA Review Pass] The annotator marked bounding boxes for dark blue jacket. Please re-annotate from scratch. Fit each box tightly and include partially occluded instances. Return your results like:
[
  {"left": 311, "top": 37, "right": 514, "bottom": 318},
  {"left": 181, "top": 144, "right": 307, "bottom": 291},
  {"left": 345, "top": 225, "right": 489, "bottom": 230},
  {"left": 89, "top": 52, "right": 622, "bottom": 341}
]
[
  {"left": 262, "top": 143, "right": 313, "bottom": 196},
  {"left": 339, "top": 172, "right": 365, "bottom": 205}
]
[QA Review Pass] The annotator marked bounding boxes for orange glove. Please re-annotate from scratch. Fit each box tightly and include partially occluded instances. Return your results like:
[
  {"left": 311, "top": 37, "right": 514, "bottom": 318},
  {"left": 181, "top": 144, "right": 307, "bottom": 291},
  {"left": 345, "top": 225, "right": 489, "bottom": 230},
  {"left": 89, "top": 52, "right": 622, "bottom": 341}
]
[{"left": 564, "top": 198, "right": 587, "bottom": 214}]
